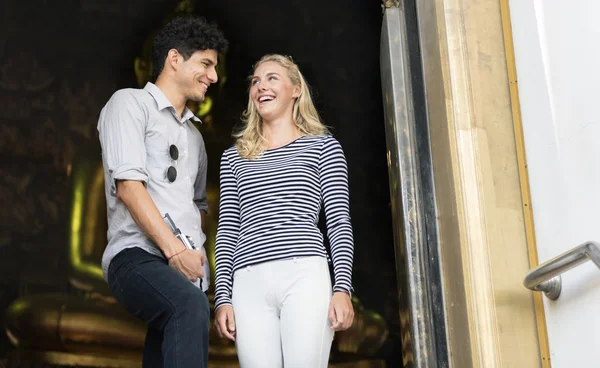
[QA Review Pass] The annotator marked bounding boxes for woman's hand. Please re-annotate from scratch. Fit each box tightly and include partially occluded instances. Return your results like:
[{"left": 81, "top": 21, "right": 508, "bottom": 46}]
[
  {"left": 215, "top": 305, "right": 236, "bottom": 341},
  {"left": 328, "top": 292, "right": 354, "bottom": 331}
]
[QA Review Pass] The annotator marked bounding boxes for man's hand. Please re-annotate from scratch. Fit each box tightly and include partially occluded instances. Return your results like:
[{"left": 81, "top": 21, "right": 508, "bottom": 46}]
[
  {"left": 215, "top": 305, "right": 236, "bottom": 341},
  {"left": 329, "top": 292, "right": 354, "bottom": 331},
  {"left": 168, "top": 247, "right": 206, "bottom": 281}
]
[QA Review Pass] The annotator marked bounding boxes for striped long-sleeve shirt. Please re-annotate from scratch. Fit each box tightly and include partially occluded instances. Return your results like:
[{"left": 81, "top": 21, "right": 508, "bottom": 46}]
[{"left": 214, "top": 135, "right": 354, "bottom": 309}]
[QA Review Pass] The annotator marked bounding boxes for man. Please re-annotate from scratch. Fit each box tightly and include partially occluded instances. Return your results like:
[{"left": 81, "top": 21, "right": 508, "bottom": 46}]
[{"left": 97, "top": 16, "right": 228, "bottom": 368}]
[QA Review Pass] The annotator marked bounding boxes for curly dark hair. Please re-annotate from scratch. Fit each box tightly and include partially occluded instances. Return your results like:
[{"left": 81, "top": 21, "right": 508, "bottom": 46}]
[{"left": 151, "top": 15, "right": 229, "bottom": 80}]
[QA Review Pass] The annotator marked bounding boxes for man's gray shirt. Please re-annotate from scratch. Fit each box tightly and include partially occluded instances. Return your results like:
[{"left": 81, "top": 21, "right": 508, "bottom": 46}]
[{"left": 98, "top": 82, "right": 209, "bottom": 291}]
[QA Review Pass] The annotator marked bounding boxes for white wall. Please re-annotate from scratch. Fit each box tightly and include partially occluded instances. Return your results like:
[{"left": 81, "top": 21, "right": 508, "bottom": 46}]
[{"left": 509, "top": 0, "right": 600, "bottom": 366}]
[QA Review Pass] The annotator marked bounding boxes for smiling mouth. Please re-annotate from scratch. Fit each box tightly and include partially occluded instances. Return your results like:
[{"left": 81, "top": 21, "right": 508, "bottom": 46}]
[{"left": 258, "top": 95, "right": 275, "bottom": 104}]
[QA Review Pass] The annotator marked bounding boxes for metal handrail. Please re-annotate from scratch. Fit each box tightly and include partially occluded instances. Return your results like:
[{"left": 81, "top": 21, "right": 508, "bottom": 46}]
[{"left": 524, "top": 241, "right": 600, "bottom": 300}]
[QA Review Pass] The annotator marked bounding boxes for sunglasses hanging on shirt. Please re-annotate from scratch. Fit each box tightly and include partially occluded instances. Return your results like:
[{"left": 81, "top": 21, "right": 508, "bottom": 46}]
[{"left": 167, "top": 144, "right": 179, "bottom": 183}]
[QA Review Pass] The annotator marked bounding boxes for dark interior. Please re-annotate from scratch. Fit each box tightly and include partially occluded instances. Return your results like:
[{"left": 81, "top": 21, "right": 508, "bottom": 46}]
[{"left": 0, "top": 0, "right": 402, "bottom": 365}]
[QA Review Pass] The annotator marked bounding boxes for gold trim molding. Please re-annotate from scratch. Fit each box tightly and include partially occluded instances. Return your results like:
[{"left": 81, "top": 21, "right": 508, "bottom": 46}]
[{"left": 499, "top": 0, "right": 552, "bottom": 366}]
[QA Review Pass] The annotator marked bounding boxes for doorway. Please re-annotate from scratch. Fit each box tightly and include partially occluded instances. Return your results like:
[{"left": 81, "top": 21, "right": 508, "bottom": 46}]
[{"left": 0, "top": 0, "right": 448, "bottom": 366}]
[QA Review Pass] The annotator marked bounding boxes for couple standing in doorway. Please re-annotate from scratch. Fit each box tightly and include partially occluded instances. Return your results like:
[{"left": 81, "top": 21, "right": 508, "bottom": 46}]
[{"left": 97, "top": 15, "right": 355, "bottom": 368}]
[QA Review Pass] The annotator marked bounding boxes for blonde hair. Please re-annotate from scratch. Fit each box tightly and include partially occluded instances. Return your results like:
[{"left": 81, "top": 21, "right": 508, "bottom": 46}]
[{"left": 234, "top": 54, "right": 330, "bottom": 159}]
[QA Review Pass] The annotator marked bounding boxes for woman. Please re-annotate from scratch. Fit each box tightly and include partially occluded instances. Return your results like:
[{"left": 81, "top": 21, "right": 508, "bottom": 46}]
[{"left": 214, "top": 54, "right": 355, "bottom": 368}]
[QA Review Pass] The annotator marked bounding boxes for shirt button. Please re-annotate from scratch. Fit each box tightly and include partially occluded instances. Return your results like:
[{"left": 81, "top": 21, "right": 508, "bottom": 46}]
[
  {"left": 194, "top": 225, "right": 198, "bottom": 230},
  {"left": 184, "top": 176, "right": 189, "bottom": 180}
]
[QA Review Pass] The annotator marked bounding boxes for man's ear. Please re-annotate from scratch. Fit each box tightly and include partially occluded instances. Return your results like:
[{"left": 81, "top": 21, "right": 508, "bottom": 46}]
[{"left": 165, "top": 49, "right": 181, "bottom": 72}]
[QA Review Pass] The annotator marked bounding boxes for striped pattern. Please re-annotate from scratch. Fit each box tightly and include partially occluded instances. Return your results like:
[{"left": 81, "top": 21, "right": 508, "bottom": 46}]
[{"left": 214, "top": 135, "right": 354, "bottom": 309}]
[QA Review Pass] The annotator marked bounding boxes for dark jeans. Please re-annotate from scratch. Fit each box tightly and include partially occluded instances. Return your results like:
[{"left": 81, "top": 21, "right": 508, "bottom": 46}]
[{"left": 107, "top": 247, "right": 210, "bottom": 368}]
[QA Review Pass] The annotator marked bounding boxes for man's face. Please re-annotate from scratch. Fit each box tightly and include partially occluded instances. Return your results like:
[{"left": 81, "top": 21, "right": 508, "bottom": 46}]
[{"left": 177, "top": 49, "right": 219, "bottom": 103}]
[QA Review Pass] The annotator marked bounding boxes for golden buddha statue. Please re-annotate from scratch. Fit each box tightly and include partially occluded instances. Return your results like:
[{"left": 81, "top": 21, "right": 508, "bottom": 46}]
[{"left": 4, "top": 1, "right": 389, "bottom": 366}]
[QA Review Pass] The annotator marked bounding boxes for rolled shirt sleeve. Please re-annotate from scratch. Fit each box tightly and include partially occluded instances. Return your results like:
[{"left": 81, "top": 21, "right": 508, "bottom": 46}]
[
  {"left": 97, "top": 90, "right": 149, "bottom": 196},
  {"left": 193, "top": 133, "right": 209, "bottom": 214}
]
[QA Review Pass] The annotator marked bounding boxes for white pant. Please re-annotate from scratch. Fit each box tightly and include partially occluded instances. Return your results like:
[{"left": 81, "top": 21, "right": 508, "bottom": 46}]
[{"left": 232, "top": 256, "right": 334, "bottom": 368}]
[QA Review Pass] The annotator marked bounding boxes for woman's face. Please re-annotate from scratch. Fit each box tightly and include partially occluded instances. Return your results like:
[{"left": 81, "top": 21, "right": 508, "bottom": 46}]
[{"left": 250, "top": 61, "right": 300, "bottom": 123}]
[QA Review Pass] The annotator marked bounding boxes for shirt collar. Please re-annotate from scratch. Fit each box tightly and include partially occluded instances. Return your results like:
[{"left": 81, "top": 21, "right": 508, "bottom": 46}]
[{"left": 144, "top": 82, "right": 201, "bottom": 123}]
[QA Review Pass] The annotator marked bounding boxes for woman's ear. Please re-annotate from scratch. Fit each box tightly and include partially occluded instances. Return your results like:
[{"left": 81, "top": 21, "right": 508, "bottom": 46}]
[{"left": 292, "top": 84, "right": 301, "bottom": 98}]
